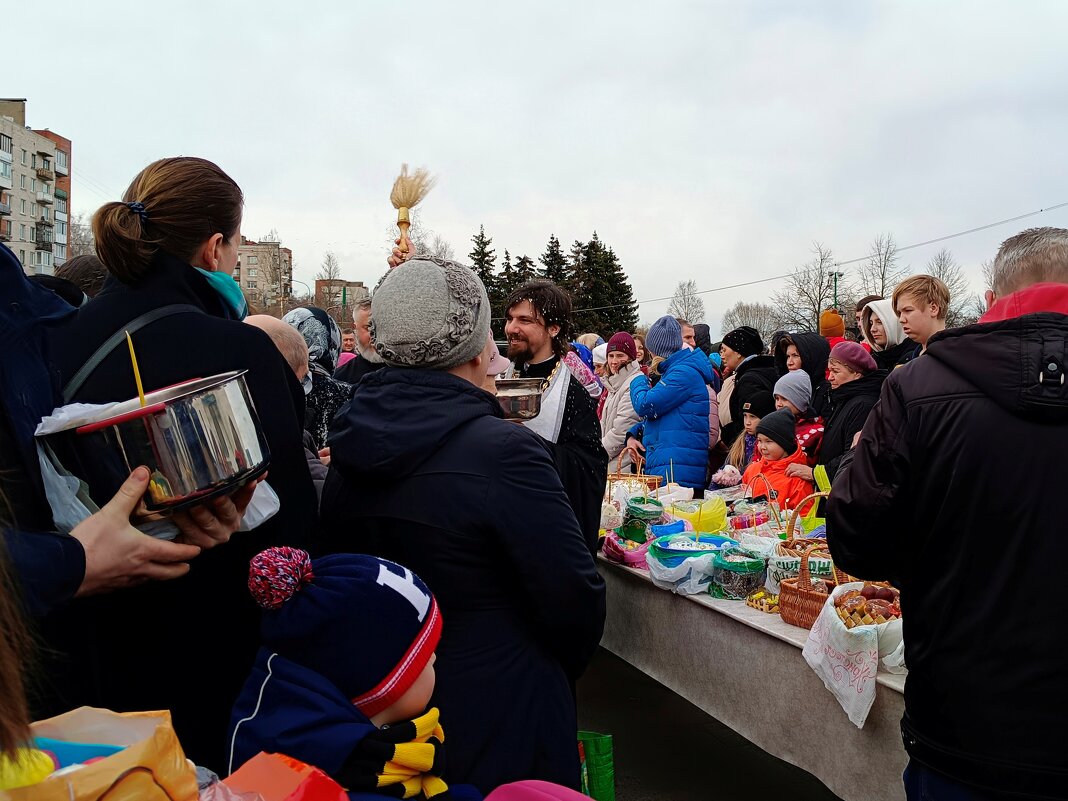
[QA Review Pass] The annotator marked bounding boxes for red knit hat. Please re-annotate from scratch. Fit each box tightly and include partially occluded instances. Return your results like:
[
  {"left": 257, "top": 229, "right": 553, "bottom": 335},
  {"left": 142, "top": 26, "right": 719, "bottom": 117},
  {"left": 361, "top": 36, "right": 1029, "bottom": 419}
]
[
  {"left": 249, "top": 547, "right": 442, "bottom": 717},
  {"left": 606, "top": 331, "right": 638, "bottom": 361},
  {"left": 829, "top": 341, "right": 877, "bottom": 374}
]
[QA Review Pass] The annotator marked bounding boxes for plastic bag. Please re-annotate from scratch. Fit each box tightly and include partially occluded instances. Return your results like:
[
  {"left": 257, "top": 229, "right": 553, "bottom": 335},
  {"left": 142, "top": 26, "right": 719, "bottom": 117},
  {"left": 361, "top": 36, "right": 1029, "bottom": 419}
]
[
  {"left": 578, "top": 731, "right": 615, "bottom": 801},
  {"left": 646, "top": 534, "right": 737, "bottom": 595},
  {"left": 237, "top": 482, "right": 281, "bottom": 532},
  {"left": 667, "top": 497, "right": 727, "bottom": 533},
  {"left": 802, "top": 583, "right": 904, "bottom": 728},
  {"left": 7, "top": 707, "right": 198, "bottom": 800},
  {"left": 765, "top": 551, "right": 834, "bottom": 594},
  {"left": 709, "top": 547, "right": 767, "bottom": 600},
  {"left": 37, "top": 442, "right": 97, "bottom": 534},
  {"left": 599, "top": 501, "right": 624, "bottom": 531}
]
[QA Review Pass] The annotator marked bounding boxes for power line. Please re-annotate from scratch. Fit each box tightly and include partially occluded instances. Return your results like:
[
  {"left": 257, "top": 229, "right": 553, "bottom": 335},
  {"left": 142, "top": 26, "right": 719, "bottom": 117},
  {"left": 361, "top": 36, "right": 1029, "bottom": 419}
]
[{"left": 568, "top": 200, "right": 1068, "bottom": 315}]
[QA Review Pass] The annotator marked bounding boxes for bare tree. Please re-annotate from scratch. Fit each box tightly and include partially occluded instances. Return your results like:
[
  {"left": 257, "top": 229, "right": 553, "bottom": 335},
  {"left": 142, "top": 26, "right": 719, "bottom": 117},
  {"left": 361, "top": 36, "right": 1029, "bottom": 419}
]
[
  {"left": 720, "top": 301, "right": 780, "bottom": 344},
  {"left": 925, "top": 248, "right": 974, "bottom": 327},
  {"left": 980, "top": 258, "right": 996, "bottom": 290},
  {"left": 260, "top": 228, "right": 281, "bottom": 243},
  {"left": 68, "top": 212, "right": 95, "bottom": 259},
  {"left": 858, "top": 233, "right": 910, "bottom": 298},
  {"left": 667, "top": 279, "right": 705, "bottom": 323},
  {"left": 316, "top": 250, "right": 343, "bottom": 314},
  {"left": 428, "top": 234, "right": 455, "bottom": 261},
  {"left": 384, "top": 207, "right": 454, "bottom": 260},
  {"left": 771, "top": 242, "right": 841, "bottom": 331}
]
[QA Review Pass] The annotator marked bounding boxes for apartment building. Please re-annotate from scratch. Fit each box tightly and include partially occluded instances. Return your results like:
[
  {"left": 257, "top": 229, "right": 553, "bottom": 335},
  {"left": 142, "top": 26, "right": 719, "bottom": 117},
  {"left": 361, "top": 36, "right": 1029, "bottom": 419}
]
[
  {"left": 314, "top": 278, "right": 368, "bottom": 312},
  {"left": 0, "top": 99, "right": 72, "bottom": 275},
  {"left": 235, "top": 236, "right": 293, "bottom": 310}
]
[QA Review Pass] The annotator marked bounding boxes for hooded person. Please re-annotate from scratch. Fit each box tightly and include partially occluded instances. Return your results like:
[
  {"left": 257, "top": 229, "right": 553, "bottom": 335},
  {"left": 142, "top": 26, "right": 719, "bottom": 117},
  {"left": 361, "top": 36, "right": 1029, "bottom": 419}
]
[
  {"left": 283, "top": 307, "right": 353, "bottom": 451},
  {"left": 625, "top": 316, "right": 714, "bottom": 491},
  {"left": 228, "top": 547, "right": 482, "bottom": 800},
  {"left": 320, "top": 259, "right": 605, "bottom": 794},
  {"left": 773, "top": 332, "right": 832, "bottom": 417},
  {"left": 861, "top": 298, "right": 913, "bottom": 370},
  {"left": 719, "top": 326, "right": 777, "bottom": 446}
]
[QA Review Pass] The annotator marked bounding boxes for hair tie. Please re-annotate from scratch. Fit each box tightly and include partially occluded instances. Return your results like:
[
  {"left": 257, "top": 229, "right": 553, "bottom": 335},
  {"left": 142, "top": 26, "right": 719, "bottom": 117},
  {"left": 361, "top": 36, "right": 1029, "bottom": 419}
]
[
  {"left": 125, "top": 201, "right": 149, "bottom": 225},
  {"left": 248, "top": 547, "right": 314, "bottom": 610}
]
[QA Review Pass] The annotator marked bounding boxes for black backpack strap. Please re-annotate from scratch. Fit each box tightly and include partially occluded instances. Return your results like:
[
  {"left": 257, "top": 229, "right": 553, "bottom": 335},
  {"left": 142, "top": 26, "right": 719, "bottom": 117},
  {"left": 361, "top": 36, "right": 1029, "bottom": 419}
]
[{"left": 62, "top": 304, "right": 205, "bottom": 403}]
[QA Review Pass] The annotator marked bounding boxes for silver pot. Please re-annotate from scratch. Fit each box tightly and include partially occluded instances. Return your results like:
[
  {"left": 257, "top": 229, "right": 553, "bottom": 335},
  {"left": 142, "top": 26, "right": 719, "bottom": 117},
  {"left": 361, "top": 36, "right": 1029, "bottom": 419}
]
[
  {"left": 495, "top": 378, "right": 545, "bottom": 420},
  {"left": 39, "top": 371, "right": 269, "bottom": 520}
]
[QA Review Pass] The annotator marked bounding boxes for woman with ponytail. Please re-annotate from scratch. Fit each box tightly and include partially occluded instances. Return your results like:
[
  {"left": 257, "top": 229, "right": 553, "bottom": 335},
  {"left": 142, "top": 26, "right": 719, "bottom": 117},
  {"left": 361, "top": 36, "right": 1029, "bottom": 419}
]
[{"left": 45, "top": 157, "right": 317, "bottom": 771}]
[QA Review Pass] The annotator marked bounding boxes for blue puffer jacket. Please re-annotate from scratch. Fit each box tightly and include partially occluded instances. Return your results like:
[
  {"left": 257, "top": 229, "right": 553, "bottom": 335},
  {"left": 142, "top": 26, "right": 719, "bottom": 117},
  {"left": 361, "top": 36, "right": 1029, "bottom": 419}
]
[{"left": 629, "top": 348, "right": 713, "bottom": 489}]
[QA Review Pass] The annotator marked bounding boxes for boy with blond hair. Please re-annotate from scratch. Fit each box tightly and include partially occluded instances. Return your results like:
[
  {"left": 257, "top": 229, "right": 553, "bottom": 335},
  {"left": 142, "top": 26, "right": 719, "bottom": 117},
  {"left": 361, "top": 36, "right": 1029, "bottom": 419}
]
[{"left": 892, "top": 275, "right": 950, "bottom": 361}]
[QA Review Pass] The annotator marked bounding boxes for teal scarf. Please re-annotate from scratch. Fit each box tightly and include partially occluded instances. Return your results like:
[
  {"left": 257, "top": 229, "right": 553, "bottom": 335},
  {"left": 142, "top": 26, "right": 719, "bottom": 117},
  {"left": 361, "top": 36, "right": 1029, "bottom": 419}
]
[{"left": 195, "top": 267, "right": 248, "bottom": 320}]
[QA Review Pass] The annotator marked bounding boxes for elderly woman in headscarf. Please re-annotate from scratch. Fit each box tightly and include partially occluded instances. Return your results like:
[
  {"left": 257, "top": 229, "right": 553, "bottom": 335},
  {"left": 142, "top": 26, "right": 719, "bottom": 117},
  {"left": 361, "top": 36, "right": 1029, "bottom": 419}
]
[{"left": 283, "top": 307, "right": 352, "bottom": 450}]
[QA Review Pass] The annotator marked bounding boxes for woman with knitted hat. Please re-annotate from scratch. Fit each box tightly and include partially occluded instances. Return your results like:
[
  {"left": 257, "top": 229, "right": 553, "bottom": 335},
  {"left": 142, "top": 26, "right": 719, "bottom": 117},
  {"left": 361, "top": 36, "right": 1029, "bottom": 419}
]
[
  {"left": 600, "top": 332, "right": 645, "bottom": 469},
  {"left": 321, "top": 258, "right": 604, "bottom": 793},
  {"left": 720, "top": 325, "right": 777, "bottom": 446},
  {"left": 625, "top": 315, "right": 715, "bottom": 491},
  {"left": 785, "top": 341, "right": 885, "bottom": 488},
  {"left": 229, "top": 547, "right": 480, "bottom": 800}
]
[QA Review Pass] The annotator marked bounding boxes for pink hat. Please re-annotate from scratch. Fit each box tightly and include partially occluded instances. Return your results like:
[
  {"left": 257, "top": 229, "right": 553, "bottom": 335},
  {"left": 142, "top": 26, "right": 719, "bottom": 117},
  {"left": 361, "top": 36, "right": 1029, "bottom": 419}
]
[
  {"left": 829, "top": 341, "right": 877, "bottom": 374},
  {"left": 606, "top": 331, "right": 637, "bottom": 361},
  {"left": 337, "top": 351, "right": 357, "bottom": 369},
  {"left": 486, "top": 334, "right": 510, "bottom": 376}
]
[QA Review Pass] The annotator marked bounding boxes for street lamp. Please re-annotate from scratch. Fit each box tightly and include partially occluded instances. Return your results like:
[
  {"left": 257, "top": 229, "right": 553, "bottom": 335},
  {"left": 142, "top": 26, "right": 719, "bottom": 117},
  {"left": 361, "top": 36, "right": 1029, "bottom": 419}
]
[{"left": 830, "top": 271, "right": 845, "bottom": 309}]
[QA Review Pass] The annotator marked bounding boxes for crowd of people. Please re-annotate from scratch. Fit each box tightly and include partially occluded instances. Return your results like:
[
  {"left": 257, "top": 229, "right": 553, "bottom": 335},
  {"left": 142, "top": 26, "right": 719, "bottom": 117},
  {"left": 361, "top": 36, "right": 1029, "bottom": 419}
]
[{"left": 0, "top": 152, "right": 1065, "bottom": 800}]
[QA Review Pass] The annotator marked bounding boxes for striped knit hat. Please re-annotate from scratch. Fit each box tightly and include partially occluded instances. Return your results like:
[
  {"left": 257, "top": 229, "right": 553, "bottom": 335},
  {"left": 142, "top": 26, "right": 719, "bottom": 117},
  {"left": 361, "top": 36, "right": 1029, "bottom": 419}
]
[{"left": 249, "top": 548, "right": 442, "bottom": 717}]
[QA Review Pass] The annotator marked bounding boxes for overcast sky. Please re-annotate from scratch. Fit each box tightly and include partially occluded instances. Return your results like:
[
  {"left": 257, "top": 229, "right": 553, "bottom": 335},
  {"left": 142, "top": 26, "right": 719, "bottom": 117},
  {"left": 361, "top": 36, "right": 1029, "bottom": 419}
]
[{"left": 20, "top": 0, "right": 1068, "bottom": 330}]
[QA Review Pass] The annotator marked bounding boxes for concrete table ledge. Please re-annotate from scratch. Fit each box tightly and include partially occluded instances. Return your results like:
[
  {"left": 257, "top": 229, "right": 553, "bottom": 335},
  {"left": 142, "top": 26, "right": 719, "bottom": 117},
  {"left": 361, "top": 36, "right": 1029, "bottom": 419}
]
[{"left": 597, "top": 555, "right": 908, "bottom": 801}]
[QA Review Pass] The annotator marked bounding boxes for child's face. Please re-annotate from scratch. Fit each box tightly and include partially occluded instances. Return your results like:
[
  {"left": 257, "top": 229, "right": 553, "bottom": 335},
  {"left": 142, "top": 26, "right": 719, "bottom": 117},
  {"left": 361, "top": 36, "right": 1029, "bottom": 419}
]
[
  {"left": 756, "top": 433, "right": 787, "bottom": 461},
  {"left": 774, "top": 395, "right": 801, "bottom": 416},
  {"left": 370, "top": 653, "right": 437, "bottom": 727},
  {"left": 743, "top": 412, "right": 760, "bottom": 435}
]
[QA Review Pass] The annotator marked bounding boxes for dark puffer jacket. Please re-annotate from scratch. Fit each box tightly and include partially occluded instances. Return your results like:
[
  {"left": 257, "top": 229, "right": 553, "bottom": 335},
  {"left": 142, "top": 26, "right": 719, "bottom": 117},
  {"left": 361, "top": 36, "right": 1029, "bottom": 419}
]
[
  {"left": 827, "top": 283, "right": 1068, "bottom": 799},
  {"left": 723, "top": 354, "right": 777, "bottom": 445},
  {"left": 321, "top": 368, "right": 605, "bottom": 794},
  {"left": 774, "top": 332, "right": 832, "bottom": 417},
  {"left": 814, "top": 370, "right": 885, "bottom": 482}
]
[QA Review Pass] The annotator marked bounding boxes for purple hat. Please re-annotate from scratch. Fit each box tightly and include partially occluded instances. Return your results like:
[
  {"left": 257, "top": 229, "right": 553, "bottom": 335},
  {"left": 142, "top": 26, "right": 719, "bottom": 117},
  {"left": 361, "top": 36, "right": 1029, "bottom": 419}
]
[
  {"left": 607, "top": 331, "right": 638, "bottom": 361},
  {"left": 829, "top": 341, "right": 877, "bottom": 374}
]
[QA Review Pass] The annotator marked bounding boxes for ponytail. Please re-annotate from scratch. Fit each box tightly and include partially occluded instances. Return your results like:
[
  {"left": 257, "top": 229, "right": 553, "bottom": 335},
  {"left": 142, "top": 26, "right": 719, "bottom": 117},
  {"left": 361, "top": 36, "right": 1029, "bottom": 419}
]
[{"left": 93, "top": 157, "right": 243, "bottom": 284}]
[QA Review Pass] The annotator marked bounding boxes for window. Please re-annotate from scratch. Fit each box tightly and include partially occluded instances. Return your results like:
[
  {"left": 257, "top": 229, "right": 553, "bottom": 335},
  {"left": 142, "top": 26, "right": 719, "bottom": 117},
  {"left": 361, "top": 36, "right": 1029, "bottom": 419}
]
[
  {"left": 0, "top": 134, "right": 11, "bottom": 154},
  {"left": 20, "top": 174, "right": 26, "bottom": 189},
  {"left": 30, "top": 204, "right": 36, "bottom": 218},
  {"left": 40, "top": 208, "right": 49, "bottom": 222},
  {"left": 54, "top": 243, "right": 66, "bottom": 260},
  {"left": 19, "top": 250, "right": 25, "bottom": 263},
  {"left": 20, "top": 150, "right": 27, "bottom": 165},
  {"left": 247, "top": 255, "right": 258, "bottom": 264},
  {"left": 55, "top": 150, "right": 68, "bottom": 171},
  {"left": 247, "top": 281, "right": 257, "bottom": 289},
  {"left": 29, "top": 226, "right": 34, "bottom": 241},
  {"left": 31, "top": 154, "right": 37, "bottom": 169},
  {"left": 55, "top": 220, "right": 66, "bottom": 238},
  {"left": 248, "top": 268, "right": 257, "bottom": 277},
  {"left": 55, "top": 197, "right": 67, "bottom": 213},
  {"left": 29, "top": 178, "right": 35, "bottom": 192},
  {"left": 19, "top": 199, "right": 26, "bottom": 215},
  {"left": 19, "top": 224, "right": 26, "bottom": 239},
  {"left": 0, "top": 161, "right": 10, "bottom": 180}
]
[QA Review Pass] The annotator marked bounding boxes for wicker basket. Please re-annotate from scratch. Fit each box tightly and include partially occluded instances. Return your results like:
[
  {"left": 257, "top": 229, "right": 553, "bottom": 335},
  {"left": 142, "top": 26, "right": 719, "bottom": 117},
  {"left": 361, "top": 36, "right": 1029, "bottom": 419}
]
[
  {"left": 779, "top": 543, "right": 840, "bottom": 629},
  {"left": 606, "top": 453, "right": 663, "bottom": 498}
]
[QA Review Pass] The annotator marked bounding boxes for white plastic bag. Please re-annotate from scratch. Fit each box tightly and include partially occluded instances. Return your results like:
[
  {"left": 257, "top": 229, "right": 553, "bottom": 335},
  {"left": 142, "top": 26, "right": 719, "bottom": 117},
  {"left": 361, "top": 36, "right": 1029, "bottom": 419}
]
[
  {"left": 37, "top": 443, "right": 97, "bottom": 534},
  {"left": 765, "top": 550, "right": 834, "bottom": 594},
  {"left": 802, "top": 582, "right": 904, "bottom": 728},
  {"left": 237, "top": 482, "right": 280, "bottom": 531},
  {"left": 647, "top": 552, "right": 719, "bottom": 595}
]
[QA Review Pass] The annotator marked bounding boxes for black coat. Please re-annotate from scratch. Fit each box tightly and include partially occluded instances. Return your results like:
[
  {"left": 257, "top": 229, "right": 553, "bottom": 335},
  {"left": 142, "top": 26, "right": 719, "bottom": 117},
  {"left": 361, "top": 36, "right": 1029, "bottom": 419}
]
[
  {"left": 871, "top": 338, "right": 914, "bottom": 371},
  {"left": 321, "top": 368, "right": 606, "bottom": 795},
  {"left": 43, "top": 252, "right": 317, "bottom": 771},
  {"left": 774, "top": 332, "right": 832, "bottom": 418},
  {"left": 826, "top": 308, "right": 1068, "bottom": 798},
  {"left": 333, "top": 354, "right": 385, "bottom": 385},
  {"left": 723, "top": 355, "right": 777, "bottom": 444},
  {"left": 816, "top": 370, "right": 885, "bottom": 480}
]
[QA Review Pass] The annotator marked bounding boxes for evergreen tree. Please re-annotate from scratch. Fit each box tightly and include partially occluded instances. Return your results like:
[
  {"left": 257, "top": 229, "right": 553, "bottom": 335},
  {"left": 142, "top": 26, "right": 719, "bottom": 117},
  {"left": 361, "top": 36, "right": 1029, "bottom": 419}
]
[
  {"left": 539, "top": 235, "right": 568, "bottom": 285},
  {"left": 514, "top": 254, "right": 538, "bottom": 285},
  {"left": 599, "top": 246, "right": 639, "bottom": 333},
  {"left": 468, "top": 225, "right": 501, "bottom": 327},
  {"left": 493, "top": 250, "right": 518, "bottom": 338}
]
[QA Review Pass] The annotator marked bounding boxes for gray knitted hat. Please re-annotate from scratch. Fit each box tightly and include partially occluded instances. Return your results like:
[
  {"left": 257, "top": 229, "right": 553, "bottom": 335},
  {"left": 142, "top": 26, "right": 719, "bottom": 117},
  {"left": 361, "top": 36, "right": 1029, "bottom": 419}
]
[
  {"left": 773, "top": 370, "right": 812, "bottom": 414},
  {"left": 370, "top": 258, "right": 491, "bottom": 370}
]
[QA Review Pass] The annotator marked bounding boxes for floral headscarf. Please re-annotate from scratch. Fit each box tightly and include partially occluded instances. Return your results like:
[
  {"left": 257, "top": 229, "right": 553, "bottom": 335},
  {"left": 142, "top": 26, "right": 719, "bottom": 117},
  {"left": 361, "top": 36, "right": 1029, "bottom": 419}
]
[{"left": 283, "top": 307, "right": 342, "bottom": 374}]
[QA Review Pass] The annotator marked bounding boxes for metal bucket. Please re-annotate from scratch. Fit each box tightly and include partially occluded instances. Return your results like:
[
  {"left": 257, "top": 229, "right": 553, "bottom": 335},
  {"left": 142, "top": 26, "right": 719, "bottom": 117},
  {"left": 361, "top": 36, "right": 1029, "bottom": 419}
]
[
  {"left": 39, "top": 370, "right": 270, "bottom": 519},
  {"left": 494, "top": 377, "right": 545, "bottom": 420}
]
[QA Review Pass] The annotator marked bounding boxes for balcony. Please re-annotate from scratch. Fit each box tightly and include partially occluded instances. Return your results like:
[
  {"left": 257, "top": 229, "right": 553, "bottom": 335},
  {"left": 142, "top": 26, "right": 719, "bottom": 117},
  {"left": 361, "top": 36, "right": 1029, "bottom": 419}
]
[
  {"left": 55, "top": 157, "right": 69, "bottom": 176},
  {"left": 0, "top": 201, "right": 10, "bottom": 216},
  {"left": 36, "top": 165, "right": 55, "bottom": 182},
  {"left": 0, "top": 149, "right": 11, "bottom": 164},
  {"left": 0, "top": 173, "right": 11, "bottom": 191},
  {"left": 37, "top": 217, "right": 53, "bottom": 229},
  {"left": 36, "top": 191, "right": 53, "bottom": 205},
  {"left": 54, "top": 209, "right": 67, "bottom": 223},
  {"left": 35, "top": 239, "right": 53, "bottom": 253},
  {"left": 0, "top": 221, "right": 10, "bottom": 241}
]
